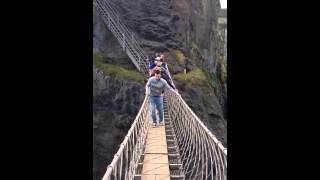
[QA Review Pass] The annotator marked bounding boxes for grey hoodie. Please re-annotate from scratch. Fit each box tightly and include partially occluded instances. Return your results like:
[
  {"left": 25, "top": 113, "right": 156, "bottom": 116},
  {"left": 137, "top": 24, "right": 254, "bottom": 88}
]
[{"left": 146, "top": 77, "right": 175, "bottom": 96}]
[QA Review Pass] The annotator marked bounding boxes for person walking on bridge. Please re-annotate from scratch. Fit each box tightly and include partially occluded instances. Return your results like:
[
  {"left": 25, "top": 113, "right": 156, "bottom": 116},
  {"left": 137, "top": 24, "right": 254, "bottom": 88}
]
[{"left": 146, "top": 70, "right": 177, "bottom": 128}]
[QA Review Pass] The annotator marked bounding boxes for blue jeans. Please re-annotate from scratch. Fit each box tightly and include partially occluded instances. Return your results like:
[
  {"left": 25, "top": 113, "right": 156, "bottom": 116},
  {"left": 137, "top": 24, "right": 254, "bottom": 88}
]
[{"left": 150, "top": 96, "right": 164, "bottom": 124}]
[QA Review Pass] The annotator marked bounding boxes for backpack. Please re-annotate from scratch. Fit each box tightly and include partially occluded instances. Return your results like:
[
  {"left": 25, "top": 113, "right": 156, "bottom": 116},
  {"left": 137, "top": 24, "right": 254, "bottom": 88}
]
[{"left": 148, "top": 56, "right": 156, "bottom": 67}]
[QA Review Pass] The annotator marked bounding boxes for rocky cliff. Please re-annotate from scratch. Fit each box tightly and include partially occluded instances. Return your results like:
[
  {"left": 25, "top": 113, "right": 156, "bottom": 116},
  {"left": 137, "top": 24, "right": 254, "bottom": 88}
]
[
  {"left": 93, "top": 69, "right": 145, "bottom": 179},
  {"left": 93, "top": 0, "right": 226, "bottom": 179}
]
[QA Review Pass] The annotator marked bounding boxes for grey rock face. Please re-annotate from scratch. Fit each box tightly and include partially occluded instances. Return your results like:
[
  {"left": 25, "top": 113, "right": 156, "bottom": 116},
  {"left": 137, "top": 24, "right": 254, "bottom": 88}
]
[
  {"left": 105, "top": 0, "right": 220, "bottom": 71},
  {"left": 176, "top": 83, "right": 227, "bottom": 146},
  {"left": 93, "top": 8, "right": 136, "bottom": 70},
  {"left": 107, "top": 0, "right": 183, "bottom": 53},
  {"left": 93, "top": 70, "right": 144, "bottom": 180}
]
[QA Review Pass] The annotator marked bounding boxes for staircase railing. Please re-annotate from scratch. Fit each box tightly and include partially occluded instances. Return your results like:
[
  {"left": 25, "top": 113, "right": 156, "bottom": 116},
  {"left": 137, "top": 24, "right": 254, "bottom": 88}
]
[{"left": 94, "top": 0, "right": 148, "bottom": 74}]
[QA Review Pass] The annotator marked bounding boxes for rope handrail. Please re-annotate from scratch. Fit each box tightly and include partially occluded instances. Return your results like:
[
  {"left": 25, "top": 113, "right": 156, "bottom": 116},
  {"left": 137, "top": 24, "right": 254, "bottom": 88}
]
[
  {"left": 166, "top": 65, "right": 226, "bottom": 155},
  {"left": 165, "top": 60, "right": 227, "bottom": 180},
  {"left": 101, "top": 96, "right": 149, "bottom": 180},
  {"left": 102, "top": 0, "right": 146, "bottom": 56},
  {"left": 165, "top": 90, "right": 227, "bottom": 179}
]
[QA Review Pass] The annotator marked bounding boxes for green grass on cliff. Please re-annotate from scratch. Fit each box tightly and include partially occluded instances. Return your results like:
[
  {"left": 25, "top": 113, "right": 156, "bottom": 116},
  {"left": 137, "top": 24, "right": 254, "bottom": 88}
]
[
  {"left": 93, "top": 52, "right": 145, "bottom": 84},
  {"left": 173, "top": 68, "right": 208, "bottom": 86},
  {"left": 190, "top": 42, "right": 200, "bottom": 52},
  {"left": 170, "top": 49, "right": 185, "bottom": 64},
  {"left": 173, "top": 68, "right": 216, "bottom": 96},
  {"left": 205, "top": 71, "right": 219, "bottom": 90},
  {"left": 93, "top": 52, "right": 104, "bottom": 64}
]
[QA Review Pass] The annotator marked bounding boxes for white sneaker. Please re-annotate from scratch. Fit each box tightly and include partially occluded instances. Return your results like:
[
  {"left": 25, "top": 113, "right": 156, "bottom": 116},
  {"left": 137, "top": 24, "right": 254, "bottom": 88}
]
[
  {"left": 152, "top": 123, "right": 156, "bottom": 128},
  {"left": 159, "top": 122, "right": 164, "bottom": 126}
]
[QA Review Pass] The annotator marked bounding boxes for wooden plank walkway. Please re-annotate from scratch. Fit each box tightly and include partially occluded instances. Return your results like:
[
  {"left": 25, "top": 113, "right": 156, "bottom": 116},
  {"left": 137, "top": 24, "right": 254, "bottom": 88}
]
[{"left": 141, "top": 116, "right": 170, "bottom": 180}]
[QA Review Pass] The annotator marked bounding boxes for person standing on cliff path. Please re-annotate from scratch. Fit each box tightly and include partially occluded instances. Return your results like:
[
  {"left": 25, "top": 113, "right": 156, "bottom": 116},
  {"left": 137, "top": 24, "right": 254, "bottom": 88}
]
[{"left": 146, "top": 70, "right": 178, "bottom": 128}]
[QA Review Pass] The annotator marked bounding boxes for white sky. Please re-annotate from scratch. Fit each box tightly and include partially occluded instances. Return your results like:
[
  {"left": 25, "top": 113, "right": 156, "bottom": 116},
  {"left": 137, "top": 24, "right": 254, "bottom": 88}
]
[{"left": 220, "top": 0, "right": 227, "bottom": 9}]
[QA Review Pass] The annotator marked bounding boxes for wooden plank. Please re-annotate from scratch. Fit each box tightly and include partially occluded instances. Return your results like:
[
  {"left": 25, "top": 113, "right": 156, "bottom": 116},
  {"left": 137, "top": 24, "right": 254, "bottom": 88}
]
[
  {"left": 145, "top": 145, "right": 168, "bottom": 154},
  {"left": 144, "top": 154, "right": 169, "bottom": 164},
  {"left": 142, "top": 115, "right": 170, "bottom": 178},
  {"left": 142, "top": 163, "right": 170, "bottom": 175},
  {"left": 141, "top": 174, "right": 170, "bottom": 180}
]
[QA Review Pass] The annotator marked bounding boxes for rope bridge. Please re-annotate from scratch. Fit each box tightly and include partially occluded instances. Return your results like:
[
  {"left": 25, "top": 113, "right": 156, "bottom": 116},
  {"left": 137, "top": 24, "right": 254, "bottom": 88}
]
[
  {"left": 94, "top": 0, "right": 227, "bottom": 179},
  {"left": 101, "top": 96, "right": 150, "bottom": 179},
  {"left": 165, "top": 90, "right": 227, "bottom": 179}
]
